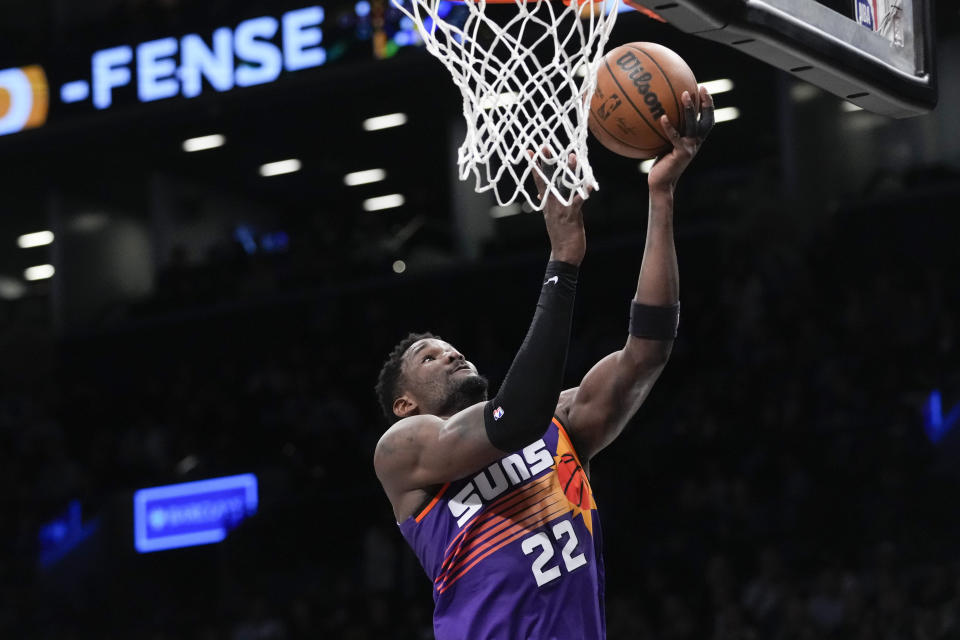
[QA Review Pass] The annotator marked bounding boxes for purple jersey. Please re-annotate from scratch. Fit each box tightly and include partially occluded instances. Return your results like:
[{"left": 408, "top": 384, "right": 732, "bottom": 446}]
[{"left": 399, "top": 417, "right": 605, "bottom": 640}]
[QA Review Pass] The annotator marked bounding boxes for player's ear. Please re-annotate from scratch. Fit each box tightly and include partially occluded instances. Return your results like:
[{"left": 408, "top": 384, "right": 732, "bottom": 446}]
[{"left": 393, "top": 394, "right": 418, "bottom": 419}]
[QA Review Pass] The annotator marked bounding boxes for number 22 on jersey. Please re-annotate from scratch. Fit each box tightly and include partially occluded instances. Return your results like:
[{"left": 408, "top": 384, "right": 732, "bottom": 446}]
[{"left": 520, "top": 519, "right": 588, "bottom": 587}]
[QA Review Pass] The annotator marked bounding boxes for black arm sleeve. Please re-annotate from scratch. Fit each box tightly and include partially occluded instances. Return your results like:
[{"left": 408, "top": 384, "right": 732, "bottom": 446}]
[{"left": 484, "top": 260, "right": 578, "bottom": 452}]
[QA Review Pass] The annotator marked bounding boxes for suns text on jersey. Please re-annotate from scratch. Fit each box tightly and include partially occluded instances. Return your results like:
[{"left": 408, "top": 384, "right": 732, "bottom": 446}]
[{"left": 447, "top": 439, "right": 554, "bottom": 527}]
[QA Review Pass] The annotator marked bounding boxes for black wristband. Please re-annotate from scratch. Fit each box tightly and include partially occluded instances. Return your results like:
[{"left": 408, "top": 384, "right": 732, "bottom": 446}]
[{"left": 629, "top": 301, "right": 680, "bottom": 340}]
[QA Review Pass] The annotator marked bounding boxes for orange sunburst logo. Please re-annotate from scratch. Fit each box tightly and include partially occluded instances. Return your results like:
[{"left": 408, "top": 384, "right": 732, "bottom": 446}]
[{"left": 552, "top": 425, "right": 595, "bottom": 535}]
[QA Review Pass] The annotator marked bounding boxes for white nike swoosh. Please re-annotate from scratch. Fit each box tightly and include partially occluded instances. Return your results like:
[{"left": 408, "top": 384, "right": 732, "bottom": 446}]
[{"left": 544, "top": 275, "right": 559, "bottom": 285}]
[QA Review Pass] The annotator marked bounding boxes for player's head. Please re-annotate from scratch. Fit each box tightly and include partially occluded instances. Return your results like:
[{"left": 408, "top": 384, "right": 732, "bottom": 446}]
[{"left": 376, "top": 332, "right": 488, "bottom": 424}]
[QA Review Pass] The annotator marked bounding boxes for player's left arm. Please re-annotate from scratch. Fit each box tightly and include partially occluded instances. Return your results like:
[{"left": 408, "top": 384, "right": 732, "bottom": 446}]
[{"left": 557, "top": 87, "right": 714, "bottom": 461}]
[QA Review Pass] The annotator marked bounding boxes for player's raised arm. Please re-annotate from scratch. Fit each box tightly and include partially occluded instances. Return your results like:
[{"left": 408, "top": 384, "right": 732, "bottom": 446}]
[
  {"left": 559, "top": 87, "right": 714, "bottom": 461},
  {"left": 374, "top": 154, "right": 589, "bottom": 504}
]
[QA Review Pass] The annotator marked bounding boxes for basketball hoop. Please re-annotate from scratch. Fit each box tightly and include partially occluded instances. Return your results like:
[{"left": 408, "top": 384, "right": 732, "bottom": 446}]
[{"left": 393, "top": 0, "right": 620, "bottom": 209}]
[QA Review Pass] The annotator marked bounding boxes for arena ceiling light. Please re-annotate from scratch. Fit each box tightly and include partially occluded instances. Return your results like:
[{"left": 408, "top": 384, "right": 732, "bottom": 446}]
[
  {"left": 344, "top": 168, "right": 387, "bottom": 186},
  {"left": 17, "top": 230, "right": 54, "bottom": 248},
  {"left": 259, "top": 159, "right": 302, "bottom": 177},
  {"left": 638, "top": 159, "right": 656, "bottom": 174},
  {"left": 713, "top": 106, "right": 740, "bottom": 123},
  {"left": 363, "top": 113, "right": 408, "bottom": 131},
  {"left": 24, "top": 264, "right": 55, "bottom": 281},
  {"left": 363, "top": 194, "right": 405, "bottom": 211},
  {"left": 182, "top": 134, "right": 226, "bottom": 152},
  {"left": 699, "top": 78, "right": 734, "bottom": 95}
]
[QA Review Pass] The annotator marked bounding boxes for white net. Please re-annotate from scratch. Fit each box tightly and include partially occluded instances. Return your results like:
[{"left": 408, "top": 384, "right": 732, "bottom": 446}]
[{"left": 394, "top": 0, "right": 620, "bottom": 209}]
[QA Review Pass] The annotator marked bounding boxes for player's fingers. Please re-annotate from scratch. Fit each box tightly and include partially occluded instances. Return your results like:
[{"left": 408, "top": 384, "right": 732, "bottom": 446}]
[
  {"left": 539, "top": 147, "right": 558, "bottom": 192},
  {"left": 660, "top": 114, "right": 681, "bottom": 145},
  {"left": 699, "top": 84, "right": 714, "bottom": 109},
  {"left": 571, "top": 183, "right": 593, "bottom": 209},
  {"left": 697, "top": 86, "right": 715, "bottom": 139},
  {"left": 550, "top": 153, "right": 578, "bottom": 201},
  {"left": 528, "top": 149, "right": 547, "bottom": 198},
  {"left": 681, "top": 91, "right": 697, "bottom": 138}
]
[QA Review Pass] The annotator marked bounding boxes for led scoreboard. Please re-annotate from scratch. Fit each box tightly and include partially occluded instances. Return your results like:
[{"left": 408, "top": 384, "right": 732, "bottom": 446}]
[
  {"left": 0, "top": 2, "right": 439, "bottom": 138},
  {"left": 81, "top": 7, "right": 326, "bottom": 109},
  {"left": 134, "top": 473, "right": 259, "bottom": 553}
]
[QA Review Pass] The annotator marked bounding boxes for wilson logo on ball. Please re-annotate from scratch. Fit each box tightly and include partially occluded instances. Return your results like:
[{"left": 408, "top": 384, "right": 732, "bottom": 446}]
[
  {"left": 614, "top": 51, "right": 666, "bottom": 120},
  {"left": 588, "top": 42, "right": 697, "bottom": 159}
]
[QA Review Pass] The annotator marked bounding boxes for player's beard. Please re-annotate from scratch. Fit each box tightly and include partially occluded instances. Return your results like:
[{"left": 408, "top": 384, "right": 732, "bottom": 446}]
[{"left": 437, "top": 373, "right": 489, "bottom": 417}]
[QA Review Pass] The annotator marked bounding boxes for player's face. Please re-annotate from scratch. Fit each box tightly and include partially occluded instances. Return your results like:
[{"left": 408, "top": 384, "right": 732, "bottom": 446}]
[{"left": 402, "top": 338, "right": 488, "bottom": 416}]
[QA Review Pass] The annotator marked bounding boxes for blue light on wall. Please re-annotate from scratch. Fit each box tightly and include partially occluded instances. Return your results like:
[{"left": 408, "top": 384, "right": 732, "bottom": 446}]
[
  {"left": 133, "top": 473, "right": 258, "bottom": 553},
  {"left": 38, "top": 500, "right": 99, "bottom": 569},
  {"left": 234, "top": 225, "right": 258, "bottom": 254},
  {"left": 234, "top": 226, "right": 290, "bottom": 254},
  {"left": 923, "top": 389, "right": 960, "bottom": 445},
  {"left": 260, "top": 230, "right": 290, "bottom": 252}
]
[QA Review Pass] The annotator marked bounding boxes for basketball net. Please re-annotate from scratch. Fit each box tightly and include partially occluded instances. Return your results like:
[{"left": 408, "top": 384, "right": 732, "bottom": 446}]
[{"left": 393, "top": 0, "right": 620, "bottom": 209}]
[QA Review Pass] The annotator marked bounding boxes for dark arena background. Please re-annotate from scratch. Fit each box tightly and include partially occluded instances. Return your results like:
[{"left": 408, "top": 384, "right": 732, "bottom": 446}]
[{"left": 2, "top": 0, "right": 960, "bottom": 638}]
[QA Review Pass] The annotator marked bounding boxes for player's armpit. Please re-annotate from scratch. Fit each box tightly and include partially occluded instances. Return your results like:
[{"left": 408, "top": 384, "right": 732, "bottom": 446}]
[
  {"left": 374, "top": 403, "right": 506, "bottom": 492},
  {"left": 558, "top": 346, "right": 670, "bottom": 461}
]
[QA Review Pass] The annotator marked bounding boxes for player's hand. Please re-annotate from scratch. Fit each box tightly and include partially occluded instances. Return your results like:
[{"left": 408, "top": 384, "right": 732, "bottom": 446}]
[
  {"left": 647, "top": 86, "right": 714, "bottom": 194},
  {"left": 530, "top": 149, "right": 591, "bottom": 266}
]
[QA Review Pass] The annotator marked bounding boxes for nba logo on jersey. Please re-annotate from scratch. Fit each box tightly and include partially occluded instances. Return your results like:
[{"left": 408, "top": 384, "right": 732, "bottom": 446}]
[
  {"left": 855, "top": 0, "right": 878, "bottom": 30},
  {"left": 493, "top": 406, "right": 504, "bottom": 420}
]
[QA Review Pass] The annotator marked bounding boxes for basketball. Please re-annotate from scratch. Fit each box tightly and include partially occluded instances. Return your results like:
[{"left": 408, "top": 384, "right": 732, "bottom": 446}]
[{"left": 588, "top": 42, "right": 699, "bottom": 159}]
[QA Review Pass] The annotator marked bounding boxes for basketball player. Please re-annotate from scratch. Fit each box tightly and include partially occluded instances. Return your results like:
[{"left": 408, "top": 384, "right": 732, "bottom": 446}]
[{"left": 374, "top": 87, "right": 714, "bottom": 639}]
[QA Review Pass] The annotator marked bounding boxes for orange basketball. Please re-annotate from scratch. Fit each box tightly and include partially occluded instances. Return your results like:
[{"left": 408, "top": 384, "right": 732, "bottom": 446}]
[{"left": 588, "top": 42, "right": 699, "bottom": 159}]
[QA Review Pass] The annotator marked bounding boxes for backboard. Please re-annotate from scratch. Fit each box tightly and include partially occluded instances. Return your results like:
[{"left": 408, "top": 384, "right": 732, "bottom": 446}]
[{"left": 623, "top": 0, "right": 937, "bottom": 117}]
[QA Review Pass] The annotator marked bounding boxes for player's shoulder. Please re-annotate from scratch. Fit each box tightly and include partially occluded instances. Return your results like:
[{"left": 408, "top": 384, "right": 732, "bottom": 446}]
[{"left": 374, "top": 414, "right": 445, "bottom": 475}]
